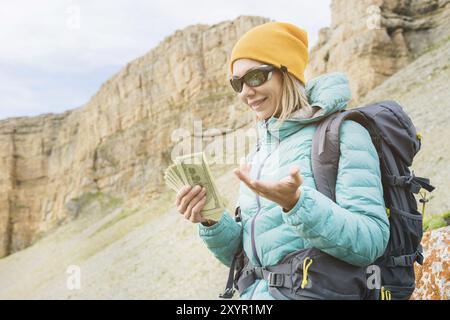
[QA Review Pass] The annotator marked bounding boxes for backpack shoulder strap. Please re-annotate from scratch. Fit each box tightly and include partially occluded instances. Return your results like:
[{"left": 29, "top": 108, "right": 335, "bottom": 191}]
[{"left": 311, "top": 109, "right": 374, "bottom": 202}]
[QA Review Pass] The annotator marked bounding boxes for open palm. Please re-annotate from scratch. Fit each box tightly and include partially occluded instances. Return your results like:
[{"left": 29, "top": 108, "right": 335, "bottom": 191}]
[{"left": 233, "top": 158, "right": 304, "bottom": 212}]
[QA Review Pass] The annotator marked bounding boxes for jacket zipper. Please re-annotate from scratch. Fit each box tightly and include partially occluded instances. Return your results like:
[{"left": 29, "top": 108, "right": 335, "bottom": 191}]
[
  {"left": 249, "top": 120, "right": 279, "bottom": 299},
  {"left": 250, "top": 153, "right": 269, "bottom": 267}
]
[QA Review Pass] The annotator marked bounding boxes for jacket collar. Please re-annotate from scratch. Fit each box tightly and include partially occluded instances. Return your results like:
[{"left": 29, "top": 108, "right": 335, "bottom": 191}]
[{"left": 257, "top": 72, "right": 351, "bottom": 145}]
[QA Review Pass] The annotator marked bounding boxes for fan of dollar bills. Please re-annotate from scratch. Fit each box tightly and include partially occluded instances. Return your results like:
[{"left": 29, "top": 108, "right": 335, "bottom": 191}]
[{"left": 164, "top": 152, "right": 225, "bottom": 221}]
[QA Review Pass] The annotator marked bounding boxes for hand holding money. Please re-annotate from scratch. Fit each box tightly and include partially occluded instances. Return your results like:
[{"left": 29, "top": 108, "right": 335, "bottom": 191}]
[
  {"left": 165, "top": 152, "right": 225, "bottom": 223},
  {"left": 175, "top": 185, "right": 213, "bottom": 224}
]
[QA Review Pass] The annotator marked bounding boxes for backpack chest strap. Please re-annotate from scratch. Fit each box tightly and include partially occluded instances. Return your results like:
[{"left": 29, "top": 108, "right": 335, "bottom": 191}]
[{"left": 236, "top": 263, "right": 293, "bottom": 293}]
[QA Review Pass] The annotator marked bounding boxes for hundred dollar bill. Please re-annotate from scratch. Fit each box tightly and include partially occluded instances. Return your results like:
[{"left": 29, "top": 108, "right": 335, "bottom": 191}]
[
  {"left": 174, "top": 152, "right": 225, "bottom": 221},
  {"left": 172, "top": 164, "right": 188, "bottom": 185},
  {"left": 164, "top": 174, "right": 181, "bottom": 192},
  {"left": 164, "top": 164, "right": 184, "bottom": 190}
]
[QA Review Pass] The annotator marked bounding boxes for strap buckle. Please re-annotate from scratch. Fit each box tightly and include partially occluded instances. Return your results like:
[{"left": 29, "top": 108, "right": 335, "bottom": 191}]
[
  {"left": 267, "top": 272, "right": 284, "bottom": 287},
  {"left": 219, "top": 288, "right": 235, "bottom": 299},
  {"left": 406, "top": 171, "right": 415, "bottom": 184},
  {"left": 387, "top": 173, "right": 423, "bottom": 194},
  {"left": 416, "top": 251, "right": 424, "bottom": 265},
  {"left": 387, "top": 175, "right": 408, "bottom": 186},
  {"left": 389, "top": 250, "right": 423, "bottom": 267}
]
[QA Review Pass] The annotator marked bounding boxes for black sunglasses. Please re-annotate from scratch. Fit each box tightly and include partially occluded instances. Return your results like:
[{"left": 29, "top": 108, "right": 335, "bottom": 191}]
[{"left": 230, "top": 65, "right": 275, "bottom": 93}]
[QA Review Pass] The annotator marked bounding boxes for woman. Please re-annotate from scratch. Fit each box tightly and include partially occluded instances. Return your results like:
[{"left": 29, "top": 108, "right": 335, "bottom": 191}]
[{"left": 175, "top": 22, "right": 390, "bottom": 299}]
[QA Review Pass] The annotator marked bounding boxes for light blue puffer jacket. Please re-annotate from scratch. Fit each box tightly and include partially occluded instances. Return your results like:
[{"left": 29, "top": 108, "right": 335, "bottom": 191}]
[{"left": 198, "top": 72, "right": 390, "bottom": 300}]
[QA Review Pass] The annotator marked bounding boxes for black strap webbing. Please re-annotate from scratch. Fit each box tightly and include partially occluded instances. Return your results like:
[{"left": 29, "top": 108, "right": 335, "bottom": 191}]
[
  {"left": 219, "top": 255, "right": 237, "bottom": 299},
  {"left": 385, "top": 174, "right": 435, "bottom": 193},
  {"left": 219, "top": 206, "right": 243, "bottom": 299}
]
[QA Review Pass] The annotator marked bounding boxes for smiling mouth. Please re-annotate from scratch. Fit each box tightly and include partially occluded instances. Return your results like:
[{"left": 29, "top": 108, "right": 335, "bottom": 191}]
[{"left": 250, "top": 98, "right": 267, "bottom": 109}]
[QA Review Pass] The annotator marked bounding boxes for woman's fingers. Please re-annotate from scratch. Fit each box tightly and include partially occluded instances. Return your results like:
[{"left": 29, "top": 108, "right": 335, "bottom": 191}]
[
  {"left": 234, "top": 160, "right": 304, "bottom": 207},
  {"left": 233, "top": 168, "right": 254, "bottom": 187},
  {"left": 176, "top": 185, "right": 192, "bottom": 206},
  {"left": 240, "top": 157, "right": 251, "bottom": 174},
  {"left": 289, "top": 165, "right": 303, "bottom": 185},
  {"left": 189, "top": 196, "right": 207, "bottom": 223},
  {"left": 234, "top": 166, "right": 268, "bottom": 197},
  {"left": 234, "top": 158, "right": 255, "bottom": 187},
  {"left": 178, "top": 185, "right": 202, "bottom": 213},
  {"left": 174, "top": 183, "right": 208, "bottom": 223},
  {"left": 184, "top": 187, "right": 207, "bottom": 219},
  {"left": 234, "top": 164, "right": 266, "bottom": 192}
]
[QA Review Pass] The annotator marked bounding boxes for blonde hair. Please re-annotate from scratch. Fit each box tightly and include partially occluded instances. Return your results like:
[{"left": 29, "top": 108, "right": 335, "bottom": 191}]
[
  {"left": 273, "top": 69, "right": 315, "bottom": 128},
  {"left": 253, "top": 69, "right": 315, "bottom": 130}
]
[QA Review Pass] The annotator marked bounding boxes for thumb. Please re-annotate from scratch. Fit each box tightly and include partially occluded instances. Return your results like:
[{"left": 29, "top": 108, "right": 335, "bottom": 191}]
[
  {"left": 240, "top": 157, "right": 251, "bottom": 174},
  {"left": 289, "top": 166, "right": 302, "bottom": 185}
]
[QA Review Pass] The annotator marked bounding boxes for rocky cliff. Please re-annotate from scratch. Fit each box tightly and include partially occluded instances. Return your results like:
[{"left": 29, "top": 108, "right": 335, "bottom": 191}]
[
  {"left": 307, "top": 0, "right": 450, "bottom": 103},
  {"left": 0, "top": 16, "right": 268, "bottom": 258},
  {"left": 2, "top": 2, "right": 450, "bottom": 259}
]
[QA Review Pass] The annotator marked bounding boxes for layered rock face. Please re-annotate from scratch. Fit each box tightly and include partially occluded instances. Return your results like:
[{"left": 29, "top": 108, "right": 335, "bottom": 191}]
[
  {"left": 0, "top": 16, "right": 269, "bottom": 258},
  {"left": 306, "top": 0, "right": 450, "bottom": 103},
  {"left": 1, "top": 1, "right": 449, "bottom": 261}
]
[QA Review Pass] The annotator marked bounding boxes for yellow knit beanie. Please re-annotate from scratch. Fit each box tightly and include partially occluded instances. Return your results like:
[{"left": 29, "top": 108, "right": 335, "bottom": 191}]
[{"left": 229, "top": 22, "right": 309, "bottom": 84}]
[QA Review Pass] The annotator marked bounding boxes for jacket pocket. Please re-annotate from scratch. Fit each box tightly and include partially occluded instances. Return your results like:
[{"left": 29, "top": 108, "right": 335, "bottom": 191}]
[{"left": 388, "top": 208, "right": 422, "bottom": 257}]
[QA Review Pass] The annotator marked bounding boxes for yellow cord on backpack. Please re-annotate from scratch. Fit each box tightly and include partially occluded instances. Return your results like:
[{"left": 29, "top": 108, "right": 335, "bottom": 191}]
[
  {"left": 386, "top": 290, "right": 392, "bottom": 300},
  {"left": 301, "top": 257, "right": 313, "bottom": 289},
  {"left": 381, "top": 287, "right": 392, "bottom": 300}
]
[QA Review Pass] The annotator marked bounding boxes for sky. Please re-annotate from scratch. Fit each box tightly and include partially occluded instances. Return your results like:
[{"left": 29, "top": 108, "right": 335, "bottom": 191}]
[{"left": 0, "top": 0, "right": 331, "bottom": 121}]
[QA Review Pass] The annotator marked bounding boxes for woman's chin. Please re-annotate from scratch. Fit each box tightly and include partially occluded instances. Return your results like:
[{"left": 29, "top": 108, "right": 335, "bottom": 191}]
[{"left": 255, "top": 110, "right": 271, "bottom": 120}]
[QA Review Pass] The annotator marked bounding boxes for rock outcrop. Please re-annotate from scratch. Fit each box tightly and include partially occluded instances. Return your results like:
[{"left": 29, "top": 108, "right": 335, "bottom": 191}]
[
  {"left": 413, "top": 226, "right": 449, "bottom": 300},
  {"left": 0, "top": 16, "right": 269, "bottom": 258},
  {"left": 306, "top": 0, "right": 450, "bottom": 103}
]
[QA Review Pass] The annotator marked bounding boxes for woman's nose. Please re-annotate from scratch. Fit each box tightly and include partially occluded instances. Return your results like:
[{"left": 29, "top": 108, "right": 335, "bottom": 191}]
[{"left": 239, "top": 83, "right": 256, "bottom": 100}]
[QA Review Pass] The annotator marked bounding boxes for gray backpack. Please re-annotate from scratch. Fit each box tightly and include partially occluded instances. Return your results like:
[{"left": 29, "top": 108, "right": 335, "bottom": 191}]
[
  {"left": 220, "top": 100, "right": 435, "bottom": 300},
  {"left": 311, "top": 100, "right": 435, "bottom": 299}
]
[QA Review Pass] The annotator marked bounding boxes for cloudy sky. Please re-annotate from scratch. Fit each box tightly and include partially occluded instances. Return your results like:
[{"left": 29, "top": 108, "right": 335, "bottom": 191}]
[{"left": 0, "top": 0, "right": 331, "bottom": 121}]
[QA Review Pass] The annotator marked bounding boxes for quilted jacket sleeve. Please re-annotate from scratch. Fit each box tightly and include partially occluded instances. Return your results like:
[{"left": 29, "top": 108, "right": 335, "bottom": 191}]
[
  {"left": 198, "top": 210, "right": 242, "bottom": 267},
  {"left": 282, "top": 120, "right": 390, "bottom": 267}
]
